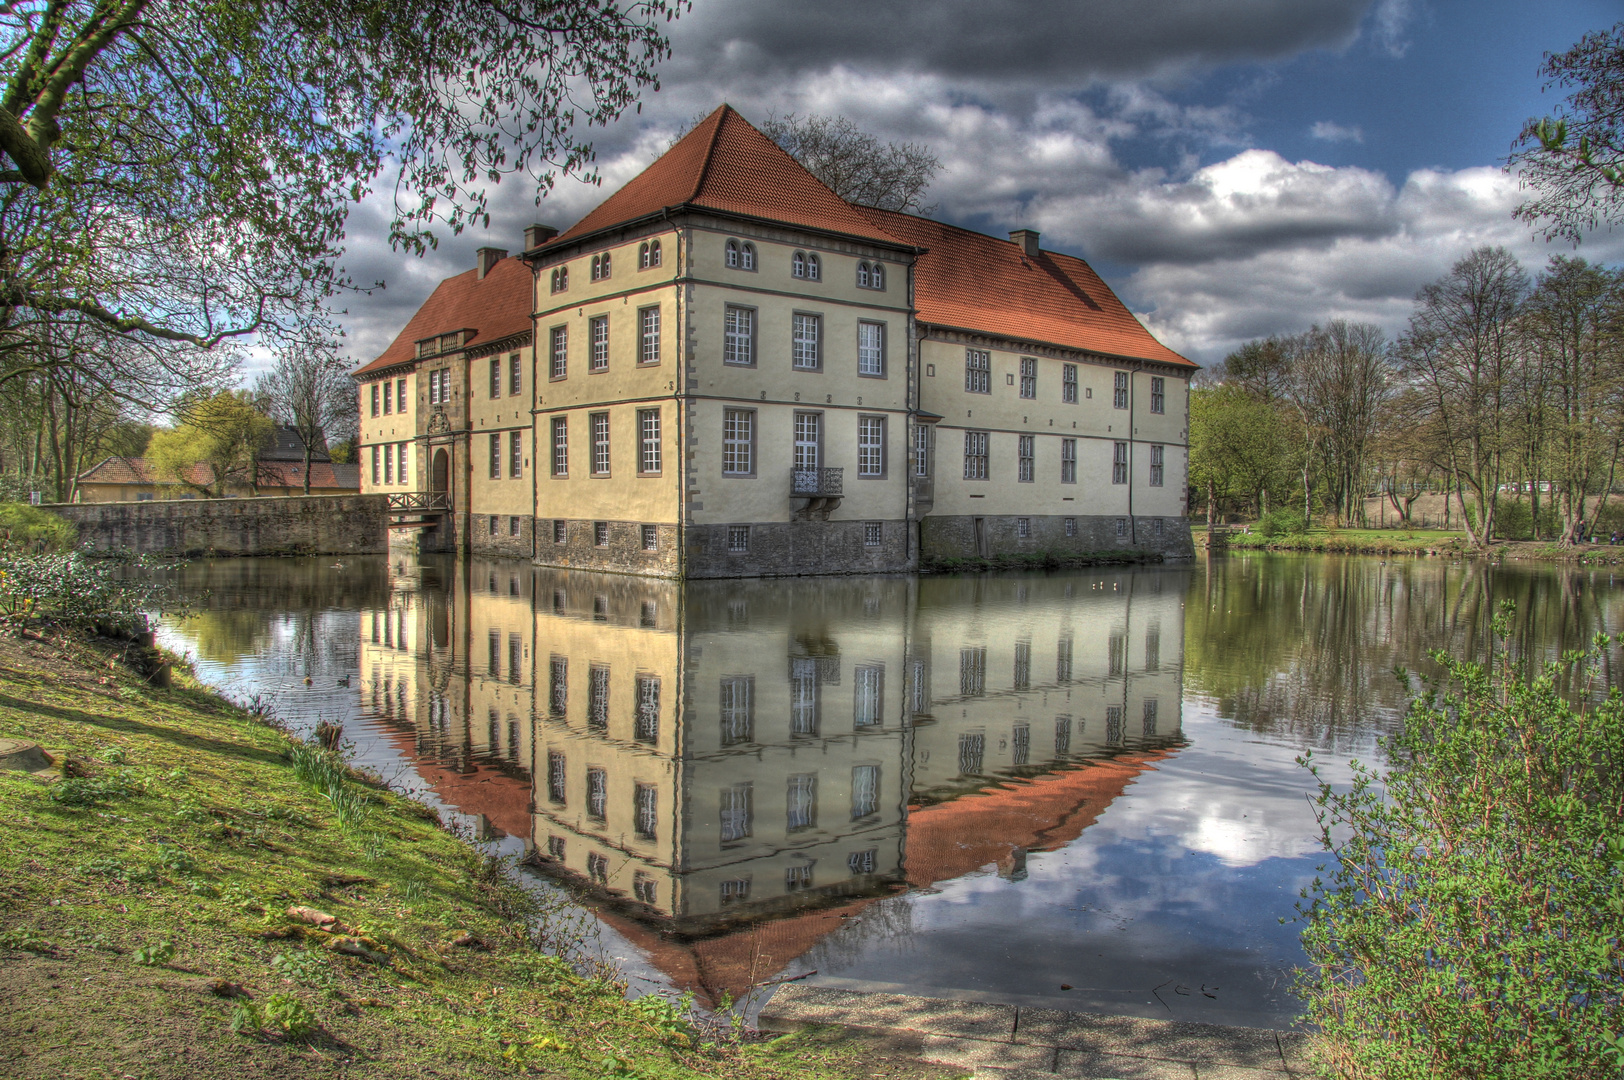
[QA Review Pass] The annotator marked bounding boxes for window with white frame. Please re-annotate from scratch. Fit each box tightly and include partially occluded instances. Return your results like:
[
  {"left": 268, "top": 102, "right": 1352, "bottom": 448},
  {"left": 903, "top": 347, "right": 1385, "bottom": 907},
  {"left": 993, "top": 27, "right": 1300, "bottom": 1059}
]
[
  {"left": 510, "top": 430, "right": 523, "bottom": 478},
  {"left": 488, "top": 433, "right": 500, "bottom": 479},
  {"left": 642, "top": 524, "right": 658, "bottom": 551},
  {"left": 370, "top": 445, "right": 380, "bottom": 484},
  {"left": 370, "top": 383, "right": 379, "bottom": 417},
  {"left": 550, "top": 417, "right": 567, "bottom": 476},
  {"left": 1114, "top": 370, "right": 1129, "bottom": 409},
  {"left": 509, "top": 352, "right": 521, "bottom": 396},
  {"left": 1150, "top": 444, "right": 1164, "bottom": 486},
  {"left": 1151, "top": 375, "right": 1165, "bottom": 414},
  {"left": 590, "top": 412, "right": 610, "bottom": 475},
  {"left": 590, "top": 252, "right": 610, "bottom": 281},
  {"left": 382, "top": 380, "right": 391, "bottom": 414},
  {"left": 806, "top": 252, "right": 820, "bottom": 280},
  {"left": 509, "top": 516, "right": 520, "bottom": 536},
  {"left": 792, "top": 312, "right": 821, "bottom": 370},
  {"left": 723, "top": 305, "right": 754, "bottom": 366},
  {"left": 550, "top": 266, "right": 568, "bottom": 293},
  {"left": 856, "top": 261, "right": 871, "bottom": 288},
  {"left": 965, "top": 349, "right": 990, "bottom": 394},
  {"left": 964, "top": 430, "right": 989, "bottom": 479},
  {"left": 913, "top": 423, "right": 929, "bottom": 477},
  {"left": 639, "top": 306, "right": 660, "bottom": 364},
  {"left": 638, "top": 239, "right": 661, "bottom": 269},
  {"left": 858, "top": 416, "right": 885, "bottom": 477},
  {"left": 398, "top": 442, "right": 408, "bottom": 484},
  {"left": 720, "top": 676, "right": 753, "bottom": 745},
  {"left": 635, "top": 675, "right": 660, "bottom": 742},
  {"left": 851, "top": 765, "right": 880, "bottom": 818},
  {"left": 638, "top": 409, "right": 661, "bottom": 474},
  {"left": 786, "top": 774, "right": 816, "bottom": 832},
  {"left": 489, "top": 356, "right": 501, "bottom": 398},
  {"left": 1113, "top": 441, "right": 1128, "bottom": 484},
  {"left": 1017, "top": 517, "right": 1031, "bottom": 538},
  {"left": 858, "top": 321, "right": 885, "bottom": 377},
  {"left": 740, "top": 242, "right": 756, "bottom": 270},
  {"left": 1061, "top": 438, "right": 1077, "bottom": 483},
  {"left": 398, "top": 378, "right": 407, "bottom": 412},
  {"left": 722, "top": 409, "right": 753, "bottom": 474},
  {"left": 720, "top": 783, "right": 752, "bottom": 843},
  {"left": 553, "top": 520, "right": 567, "bottom": 545},
  {"left": 854, "top": 666, "right": 883, "bottom": 727},
  {"left": 725, "top": 239, "right": 738, "bottom": 267},
  {"left": 1020, "top": 356, "right": 1037, "bottom": 399},
  {"left": 792, "top": 251, "right": 806, "bottom": 278},
  {"left": 550, "top": 326, "right": 567, "bottom": 380},
  {"left": 594, "top": 521, "right": 608, "bottom": 546},
  {"left": 1064, "top": 516, "right": 1077, "bottom": 537},
  {"left": 1018, "top": 435, "right": 1034, "bottom": 482},
  {"left": 589, "top": 315, "right": 609, "bottom": 371},
  {"left": 634, "top": 783, "right": 657, "bottom": 839},
  {"left": 1116, "top": 517, "right": 1127, "bottom": 536},
  {"left": 871, "top": 262, "right": 884, "bottom": 289},
  {"left": 793, "top": 412, "right": 820, "bottom": 471}
]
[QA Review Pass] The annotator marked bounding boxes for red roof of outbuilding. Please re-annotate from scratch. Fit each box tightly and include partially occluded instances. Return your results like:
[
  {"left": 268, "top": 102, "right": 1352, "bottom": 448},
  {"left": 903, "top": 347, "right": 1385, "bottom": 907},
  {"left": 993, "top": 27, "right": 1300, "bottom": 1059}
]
[
  {"left": 353, "top": 256, "right": 533, "bottom": 378},
  {"left": 860, "top": 208, "right": 1195, "bottom": 369},
  {"left": 546, "top": 105, "right": 906, "bottom": 249}
]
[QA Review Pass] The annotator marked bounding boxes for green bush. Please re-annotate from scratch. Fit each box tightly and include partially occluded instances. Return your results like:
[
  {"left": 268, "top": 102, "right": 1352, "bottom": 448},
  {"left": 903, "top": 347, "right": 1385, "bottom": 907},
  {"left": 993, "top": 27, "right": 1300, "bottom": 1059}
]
[
  {"left": 1259, "top": 509, "right": 1307, "bottom": 537},
  {"left": 1296, "top": 603, "right": 1624, "bottom": 1079},
  {"left": 0, "top": 503, "right": 76, "bottom": 552},
  {"left": 0, "top": 552, "right": 174, "bottom": 634}
]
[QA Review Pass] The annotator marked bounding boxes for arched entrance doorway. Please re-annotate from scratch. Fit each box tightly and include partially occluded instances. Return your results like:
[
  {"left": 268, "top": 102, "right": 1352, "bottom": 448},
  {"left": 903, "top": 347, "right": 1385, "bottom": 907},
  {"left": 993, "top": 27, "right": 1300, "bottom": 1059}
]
[{"left": 431, "top": 449, "right": 449, "bottom": 496}]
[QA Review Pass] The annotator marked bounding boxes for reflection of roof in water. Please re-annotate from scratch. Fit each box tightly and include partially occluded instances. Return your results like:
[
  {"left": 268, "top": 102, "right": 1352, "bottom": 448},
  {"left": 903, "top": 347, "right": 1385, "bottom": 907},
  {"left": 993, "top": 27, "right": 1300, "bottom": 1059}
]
[{"left": 373, "top": 719, "right": 534, "bottom": 840}]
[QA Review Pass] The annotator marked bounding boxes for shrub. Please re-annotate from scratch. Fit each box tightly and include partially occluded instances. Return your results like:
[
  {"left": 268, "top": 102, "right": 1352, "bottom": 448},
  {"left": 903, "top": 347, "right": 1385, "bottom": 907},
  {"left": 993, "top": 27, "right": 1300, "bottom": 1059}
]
[
  {"left": 0, "top": 503, "right": 76, "bottom": 552},
  {"left": 261, "top": 992, "right": 316, "bottom": 1038},
  {"left": 0, "top": 551, "right": 176, "bottom": 634},
  {"left": 1296, "top": 603, "right": 1624, "bottom": 1079},
  {"left": 1259, "top": 509, "right": 1307, "bottom": 537}
]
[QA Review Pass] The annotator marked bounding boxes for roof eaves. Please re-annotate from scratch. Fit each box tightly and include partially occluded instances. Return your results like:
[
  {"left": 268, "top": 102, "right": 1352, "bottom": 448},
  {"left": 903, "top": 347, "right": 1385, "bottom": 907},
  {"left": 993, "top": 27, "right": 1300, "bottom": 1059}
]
[{"left": 918, "top": 320, "right": 1198, "bottom": 370}]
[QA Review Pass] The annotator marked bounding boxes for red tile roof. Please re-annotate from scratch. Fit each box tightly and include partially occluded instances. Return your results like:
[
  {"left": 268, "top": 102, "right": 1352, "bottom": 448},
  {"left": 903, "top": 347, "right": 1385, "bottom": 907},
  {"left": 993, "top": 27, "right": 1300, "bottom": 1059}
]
[
  {"left": 547, "top": 105, "right": 906, "bottom": 248},
  {"left": 353, "top": 256, "right": 533, "bottom": 378},
  {"left": 76, "top": 456, "right": 358, "bottom": 492},
  {"left": 860, "top": 208, "right": 1196, "bottom": 369}
]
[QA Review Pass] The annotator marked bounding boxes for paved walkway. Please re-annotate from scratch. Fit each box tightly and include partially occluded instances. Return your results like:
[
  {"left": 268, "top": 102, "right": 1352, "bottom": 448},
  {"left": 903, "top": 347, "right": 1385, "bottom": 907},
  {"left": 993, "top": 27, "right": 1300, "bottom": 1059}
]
[{"left": 758, "top": 985, "right": 1315, "bottom": 1079}]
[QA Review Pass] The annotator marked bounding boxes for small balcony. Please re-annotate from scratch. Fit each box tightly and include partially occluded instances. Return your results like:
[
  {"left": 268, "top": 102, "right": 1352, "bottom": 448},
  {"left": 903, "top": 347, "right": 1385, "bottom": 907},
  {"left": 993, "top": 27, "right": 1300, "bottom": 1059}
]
[{"left": 791, "top": 467, "right": 842, "bottom": 519}]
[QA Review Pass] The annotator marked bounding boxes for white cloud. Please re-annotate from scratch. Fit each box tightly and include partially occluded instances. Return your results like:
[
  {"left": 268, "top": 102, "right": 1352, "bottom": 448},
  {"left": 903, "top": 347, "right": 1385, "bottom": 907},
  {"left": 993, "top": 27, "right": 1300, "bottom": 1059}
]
[{"left": 1309, "top": 120, "right": 1364, "bottom": 143}]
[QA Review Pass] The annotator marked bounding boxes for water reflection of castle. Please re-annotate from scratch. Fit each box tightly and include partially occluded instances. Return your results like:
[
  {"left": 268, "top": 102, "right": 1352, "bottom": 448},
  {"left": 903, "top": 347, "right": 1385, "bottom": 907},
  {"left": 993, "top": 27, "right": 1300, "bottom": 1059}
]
[{"left": 360, "top": 561, "right": 1186, "bottom": 1002}]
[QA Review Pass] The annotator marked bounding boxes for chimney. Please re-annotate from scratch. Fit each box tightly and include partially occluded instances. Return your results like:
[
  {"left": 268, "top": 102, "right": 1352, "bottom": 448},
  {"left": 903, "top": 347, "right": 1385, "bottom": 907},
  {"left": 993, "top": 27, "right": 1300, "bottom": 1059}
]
[
  {"left": 524, "top": 223, "right": 559, "bottom": 250},
  {"left": 476, "top": 246, "right": 507, "bottom": 279},
  {"left": 1010, "top": 229, "right": 1041, "bottom": 258}
]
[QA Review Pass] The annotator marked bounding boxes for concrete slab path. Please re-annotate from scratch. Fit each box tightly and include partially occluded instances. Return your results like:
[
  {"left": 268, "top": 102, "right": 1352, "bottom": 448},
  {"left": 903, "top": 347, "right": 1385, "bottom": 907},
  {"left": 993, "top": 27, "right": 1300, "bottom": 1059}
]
[{"left": 758, "top": 985, "right": 1317, "bottom": 1080}]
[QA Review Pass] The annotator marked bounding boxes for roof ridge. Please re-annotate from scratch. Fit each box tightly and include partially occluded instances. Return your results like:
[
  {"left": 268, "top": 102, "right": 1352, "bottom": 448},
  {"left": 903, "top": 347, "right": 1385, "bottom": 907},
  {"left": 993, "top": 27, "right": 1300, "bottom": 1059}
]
[{"left": 686, "top": 105, "right": 730, "bottom": 206}]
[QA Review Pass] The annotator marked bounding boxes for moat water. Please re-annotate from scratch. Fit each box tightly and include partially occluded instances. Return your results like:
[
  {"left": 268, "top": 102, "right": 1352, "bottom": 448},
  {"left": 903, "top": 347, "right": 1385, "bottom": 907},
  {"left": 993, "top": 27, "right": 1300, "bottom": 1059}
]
[{"left": 149, "top": 552, "right": 1624, "bottom": 1029}]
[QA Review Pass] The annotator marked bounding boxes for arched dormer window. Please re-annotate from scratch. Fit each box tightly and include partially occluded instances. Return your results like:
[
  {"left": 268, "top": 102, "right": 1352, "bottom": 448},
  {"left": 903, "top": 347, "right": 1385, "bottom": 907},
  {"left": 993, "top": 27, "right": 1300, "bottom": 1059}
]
[
  {"left": 871, "top": 262, "right": 884, "bottom": 290},
  {"left": 857, "top": 262, "right": 870, "bottom": 288},
  {"left": 806, "top": 253, "right": 820, "bottom": 281},
  {"left": 639, "top": 242, "right": 649, "bottom": 268},
  {"left": 640, "top": 241, "right": 661, "bottom": 270},
  {"left": 792, "top": 251, "right": 806, "bottom": 278},
  {"left": 649, "top": 238, "right": 661, "bottom": 267},
  {"left": 550, "top": 267, "right": 569, "bottom": 294},
  {"left": 740, "top": 242, "right": 756, "bottom": 271},
  {"left": 590, "top": 252, "right": 611, "bottom": 281},
  {"left": 725, "top": 239, "right": 739, "bottom": 268}
]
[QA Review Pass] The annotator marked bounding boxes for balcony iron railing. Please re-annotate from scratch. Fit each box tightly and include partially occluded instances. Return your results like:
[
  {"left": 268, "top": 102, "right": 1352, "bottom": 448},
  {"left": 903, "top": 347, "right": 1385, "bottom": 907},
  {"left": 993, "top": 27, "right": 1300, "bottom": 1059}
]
[{"left": 791, "top": 467, "right": 843, "bottom": 497}]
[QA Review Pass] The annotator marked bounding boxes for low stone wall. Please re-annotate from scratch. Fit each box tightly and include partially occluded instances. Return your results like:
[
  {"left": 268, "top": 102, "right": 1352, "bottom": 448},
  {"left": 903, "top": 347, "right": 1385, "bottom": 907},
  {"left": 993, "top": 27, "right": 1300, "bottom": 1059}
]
[
  {"left": 51, "top": 494, "right": 388, "bottom": 557},
  {"left": 922, "top": 513, "right": 1194, "bottom": 563}
]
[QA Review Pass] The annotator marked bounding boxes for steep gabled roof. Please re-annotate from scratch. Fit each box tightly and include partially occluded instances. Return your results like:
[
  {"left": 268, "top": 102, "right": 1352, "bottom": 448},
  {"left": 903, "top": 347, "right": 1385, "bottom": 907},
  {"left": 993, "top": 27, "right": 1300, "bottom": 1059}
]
[
  {"left": 353, "top": 256, "right": 533, "bottom": 379},
  {"left": 546, "top": 105, "right": 905, "bottom": 249},
  {"left": 859, "top": 208, "right": 1196, "bottom": 369}
]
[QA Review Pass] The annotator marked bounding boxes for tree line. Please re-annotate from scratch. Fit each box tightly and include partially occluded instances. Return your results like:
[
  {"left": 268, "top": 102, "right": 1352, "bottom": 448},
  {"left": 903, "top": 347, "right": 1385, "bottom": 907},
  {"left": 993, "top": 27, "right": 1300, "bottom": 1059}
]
[{"left": 1192, "top": 247, "right": 1624, "bottom": 546}]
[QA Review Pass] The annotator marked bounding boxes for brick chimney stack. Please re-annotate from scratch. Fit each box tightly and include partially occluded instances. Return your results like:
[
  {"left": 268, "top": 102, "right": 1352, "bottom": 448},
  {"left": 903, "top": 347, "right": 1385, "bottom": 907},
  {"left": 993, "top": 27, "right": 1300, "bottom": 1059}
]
[
  {"left": 524, "top": 223, "right": 559, "bottom": 249},
  {"left": 1009, "top": 229, "right": 1041, "bottom": 258},
  {"left": 476, "top": 246, "right": 506, "bottom": 279}
]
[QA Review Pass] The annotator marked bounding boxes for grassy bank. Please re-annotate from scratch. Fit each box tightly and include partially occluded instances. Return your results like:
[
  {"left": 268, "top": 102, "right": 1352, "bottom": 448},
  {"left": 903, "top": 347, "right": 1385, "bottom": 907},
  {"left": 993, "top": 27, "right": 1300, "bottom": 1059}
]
[
  {"left": 1199, "top": 526, "right": 1624, "bottom": 563},
  {"left": 0, "top": 630, "right": 953, "bottom": 1080}
]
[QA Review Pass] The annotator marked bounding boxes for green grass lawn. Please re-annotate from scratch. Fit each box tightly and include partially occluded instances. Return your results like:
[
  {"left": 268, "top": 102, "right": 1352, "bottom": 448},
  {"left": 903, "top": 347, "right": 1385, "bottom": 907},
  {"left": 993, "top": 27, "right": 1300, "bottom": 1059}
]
[
  {"left": 0, "top": 631, "right": 956, "bottom": 1080},
  {"left": 1198, "top": 525, "right": 1471, "bottom": 554}
]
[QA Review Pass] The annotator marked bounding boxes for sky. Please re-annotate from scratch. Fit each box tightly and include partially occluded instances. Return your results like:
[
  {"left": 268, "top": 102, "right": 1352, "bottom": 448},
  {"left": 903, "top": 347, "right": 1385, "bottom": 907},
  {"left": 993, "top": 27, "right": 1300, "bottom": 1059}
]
[{"left": 331, "top": 0, "right": 1624, "bottom": 372}]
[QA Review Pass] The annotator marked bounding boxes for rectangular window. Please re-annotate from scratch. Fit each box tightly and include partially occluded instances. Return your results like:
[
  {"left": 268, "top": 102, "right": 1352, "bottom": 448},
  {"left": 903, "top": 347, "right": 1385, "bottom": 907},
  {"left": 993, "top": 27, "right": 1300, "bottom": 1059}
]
[
  {"left": 1063, "top": 364, "right": 1078, "bottom": 403},
  {"left": 1150, "top": 444, "right": 1165, "bottom": 487},
  {"left": 634, "top": 784, "right": 657, "bottom": 840},
  {"left": 398, "top": 443, "right": 408, "bottom": 485},
  {"left": 634, "top": 874, "right": 657, "bottom": 905},
  {"left": 963, "top": 430, "right": 989, "bottom": 480},
  {"left": 1020, "top": 356, "right": 1037, "bottom": 399},
  {"left": 509, "top": 352, "right": 521, "bottom": 396},
  {"left": 590, "top": 412, "right": 610, "bottom": 475},
  {"left": 641, "top": 524, "right": 658, "bottom": 551},
  {"left": 1012, "top": 723, "right": 1030, "bottom": 766},
  {"left": 791, "top": 657, "right": 819, "bottom": 736},
  {"left": 1064, "top": 516, "right": 1077, "bottom": 536},
  {"left": 395, "top": 379, "right": 406, "bottom": 412},
  {"left": 786, "top": 774, "right": 816, "bottom": 832},
  {"left": 489, "top": 356, "right": 502, "bottom": 399},
  {"left": 854, "top": 665, "right": 883, "bottom": 727},
  {"left": 488, "top": 433, "right": 501, "bottom": 479},
  {"left": 957, "top": 732, "right": 985, "bottom": 775},
  {"left": 588, "top": 664, "right": 609, "bottom": 729},
  {"left": 786, "top": 863, "right": 813, "bottom": 892},
  {"left": 553, "top": 519, "right": 567, "bottom": 544},
  {"left": 1018, "top": 435, "right": 1034, "bottom": 483},
  {"left": 384, "top": 443, "right": 394, "bottom": 484},
  {"left": 1014, "top": 641, "right": 1031, "bottom": 690},
  {"left": 1143, "top": 698, "right": 1159, "bottom": 737},
  {"left": 587, "top": 769, "right": 607, "bottom": 820},
  {"left": 959, "top": 646, "right": 986, "bottom": 697},
  {"left": 487, "top": 629, "right": 501, "bottom": 676},
  {"left": 1109, "top": 630, "right": 1127, "bottom": 677},
  {"left": 1017, "top": 516, "right": 1030, "bottom": 538},
  {"left": 638, "top": 409, "right": 661, "bottom": 474},
  {"left": 720, "top": 878, "right": 750, "bottom": 905},
  {"left": 724, "top": 305, "right": 754, "bottom": 366},
  {"left": 639, "top": 306, "right": 660, "bottom": 364},
  {"left": 858, "top": 416, "right": 885, "bottom": 477},
  {"left": 1116, "top": 517, "right": 1127, "bottom": 537},
  {"left": 727, "top": 525, "right": 749, "bottom": 553},
  {"left": 549, "top": 656, "right": 567, "bottom": 716},
  {"left": 720, "top": 676, "right": 754, "bottom": 745},
  {"left": 965, "top": 348, "right": 990, "bottom": 394},
  {"left": 1114, "top": 370, "right": 1129, "bottom": 409},
  {"left": 508, "top": 634, "right": 522, "bottom": 685},
  {"left": 858, "top": 321, "right": 885, "bottom": 377},
  {"left": 1106, "top": 705, "right": 1124, "bottom": 743},
  {"left": 1113, "top": 441, "right": 1128, "bottom": 485},
  {"left": 510, "top": 430, "right": 523, "bottom": 479},
  {"left": 550, "top": 326, "right": 568, "bottom": 380},
  {"left": 1146, "top": 625, "right": 1161, "bottom": 671},
  {"left": 793, "top": 412, "right": 821, "bottom": 471},
  {"left": 792, "top": 312, "right": 821, "bottom": 370},
  {"left": 722, "top": 409, "right": 753, "bottom": 475},
  {"left": 864, "top": 522, "right": 882, "bottom": 547},
  {"left": 913, "top": 423, "right": 929, "bottom": 477},
  {"left": 547, "top": 751, "right": 566, "bottom": 804},
  {"left": 488, "top": 514, "right": 499, "bottom": 535},
  {"left": 720, "top": 783, "right": 752, "bottom": 842},
  {"left": 851, "top": 765, "right": 880, "bottom": 819},
  {"left": 635, "top": 675, "right": 660, "bottom": 743},
  {"left": 1057, "top": 637, "right": 1073, "bottom": 682},
  {"left": 593, "top": 521, "right": 608, "bottom": 546},
  {"left": 370, "top": 445, "right": 380, "bottom": 485},
  {"left": 1061, "top": 438, "right": 1077, "bottom": 483},
  {"left": 1151, "top": 376, "right": 1165, "bottom": 414},
  {"left": 382, "top": 381, "right": 392, "bottom": 414},
  {"left": 589, "top": 315, "right": 609, "bottom": 372},
  {"left": 370, "top": 383, "right": 379, "bottom": 417},
  {"left": 848, "top": 849, "right": 877, "bottom": 875}
]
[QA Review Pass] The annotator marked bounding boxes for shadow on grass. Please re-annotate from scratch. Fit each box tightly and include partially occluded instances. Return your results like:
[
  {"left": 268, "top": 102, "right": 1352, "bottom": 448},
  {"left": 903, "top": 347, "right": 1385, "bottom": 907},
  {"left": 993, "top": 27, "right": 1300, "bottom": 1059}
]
[{"left": 0, "top": 692, "right": 288, "bottom": 768}]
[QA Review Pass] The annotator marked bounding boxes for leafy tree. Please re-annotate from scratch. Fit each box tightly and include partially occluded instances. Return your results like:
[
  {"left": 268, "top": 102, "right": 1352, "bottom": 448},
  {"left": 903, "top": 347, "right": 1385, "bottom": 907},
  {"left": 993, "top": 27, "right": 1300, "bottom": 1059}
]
[
  {"left": 1511, "top": 22, "right": 1624, "bottom": 243},
  {"left": 1188, "top": 383, "right": 1295, "bottom": 522},
  {"left": 253, "top": 344, "right": 358, "bottom": 494},
  {"left": 146, "top": 391, "right": 273, "bottom": 498},
  {"left": 0, "top": 0, "right": 679, "bottom": 403}
]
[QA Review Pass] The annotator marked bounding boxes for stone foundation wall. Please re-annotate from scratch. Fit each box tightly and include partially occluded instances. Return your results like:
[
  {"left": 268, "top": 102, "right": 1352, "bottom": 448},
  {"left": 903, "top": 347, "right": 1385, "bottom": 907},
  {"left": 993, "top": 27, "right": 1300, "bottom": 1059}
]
[
  {"left": 684, "top": 519, "right": 912, "bottom": 579},
  {"left": 51, "top": 495, "right": 388, "bottom": 557},
  {"left": 921, "top": 513, "right": 1193, "bottom": 562},
  {"left": 533, "top": 519, "right": 681, "bottom": 577},
  {"left": 466, "top": 513, "right": 535, "bottom": 560}
]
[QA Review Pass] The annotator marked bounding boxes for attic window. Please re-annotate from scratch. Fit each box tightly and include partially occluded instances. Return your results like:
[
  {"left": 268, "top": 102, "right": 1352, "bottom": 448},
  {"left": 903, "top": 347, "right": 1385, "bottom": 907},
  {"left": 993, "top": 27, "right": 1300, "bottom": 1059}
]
[
  {"left": 858, "top": 261, "right": 885, "bottom": 290},
  {"left": 806, "top": 253, "right": 820, "bottom": 281},
  {"left": 550, "top": 266, "right": 569, "bottom": 294},
  {"left": 726, "top": 239, "right": 755, "bottom": 271},
  {"left": 417, "top": 340, "right": 435, "bottom": 358},
  {"left": 792, "top": 251, "right": 805, "bottom": 278},
  {"left": 639, "top": 240, "right": 663, "bottom": 270},
  {"left": 591, "top": 252, "right": 611, "bottom": 281}
]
